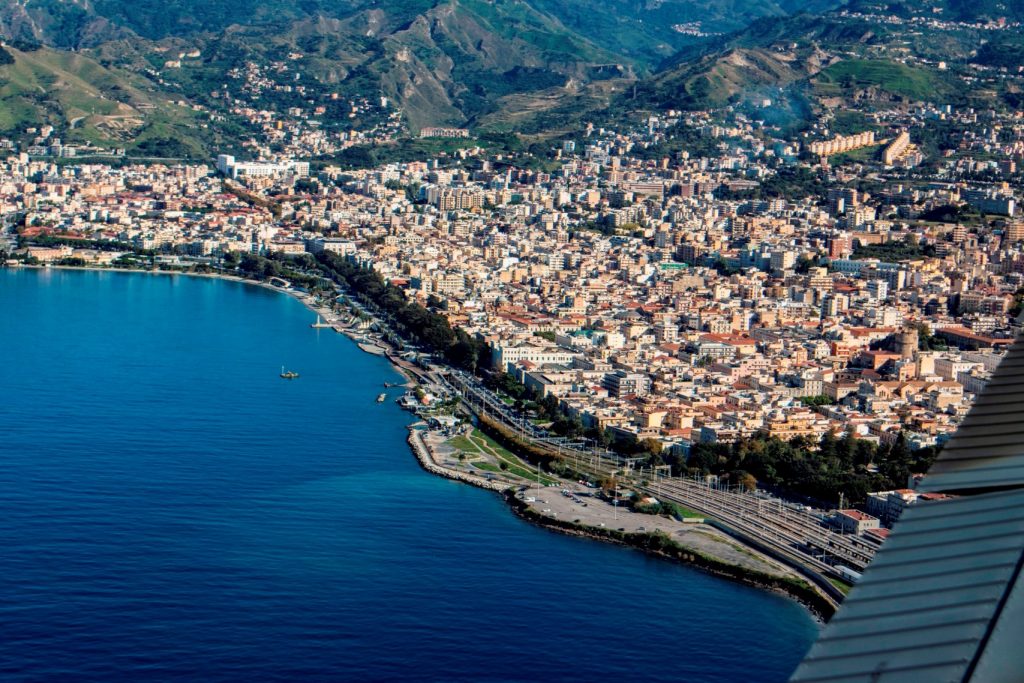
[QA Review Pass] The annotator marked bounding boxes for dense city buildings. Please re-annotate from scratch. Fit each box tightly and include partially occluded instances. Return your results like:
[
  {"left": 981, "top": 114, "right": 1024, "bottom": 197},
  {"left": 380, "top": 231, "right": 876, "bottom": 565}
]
[
  {"left": 6, "top": 92, "right": 1024, "bottom": 508},
  {"left": 7, "top": 0, "right": 1024, "bottom": 678}
]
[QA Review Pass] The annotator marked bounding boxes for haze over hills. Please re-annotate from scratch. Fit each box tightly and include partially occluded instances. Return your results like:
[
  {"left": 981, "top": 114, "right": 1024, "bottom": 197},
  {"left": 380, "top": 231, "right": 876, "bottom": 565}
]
[
  {"left": 630, "top": 1, "right": 1023, "bottom": 131},
  {"left": 0, "top": 0, "right": 1021, "bottom": 157}
]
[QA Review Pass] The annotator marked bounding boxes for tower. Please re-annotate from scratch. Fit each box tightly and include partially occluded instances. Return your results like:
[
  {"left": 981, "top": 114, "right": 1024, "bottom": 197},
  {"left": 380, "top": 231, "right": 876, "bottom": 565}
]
[{"left": 896, "top": 326, "right": 918, "bottom": 360}]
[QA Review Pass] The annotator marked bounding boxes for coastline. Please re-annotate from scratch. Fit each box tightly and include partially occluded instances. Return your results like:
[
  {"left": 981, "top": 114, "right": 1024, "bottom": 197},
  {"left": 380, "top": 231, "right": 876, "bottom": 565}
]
[
  {"left": 504, "top": 493, "right": 834, "bottom": 620},
  {"left": 404, "top": 413, "right": 831, "bottom": 618},
  {"left": 12, "top": 263, "right": 306, "bottom": 297},
  {"left": 15, "top": 263, "right": 828, "bottom": 616}
]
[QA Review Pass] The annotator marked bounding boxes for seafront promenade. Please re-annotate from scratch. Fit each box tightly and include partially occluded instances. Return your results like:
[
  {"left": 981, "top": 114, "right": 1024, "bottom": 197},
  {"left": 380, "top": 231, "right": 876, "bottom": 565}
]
[
  {"left": 2, "top": 267, "right": 819, "bottom": 682},
  {"left": 27, "top": 262, "right": 836, "bottom": 612},
  {"left": 247, "top": 268, "right": 841, "bottom": 613}
]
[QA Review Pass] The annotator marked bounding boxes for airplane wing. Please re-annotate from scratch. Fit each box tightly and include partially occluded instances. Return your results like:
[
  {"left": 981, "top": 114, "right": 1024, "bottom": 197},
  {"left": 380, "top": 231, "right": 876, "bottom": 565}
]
[{"left": 790, "top": 338, "right": 1024, "bottom": 683}]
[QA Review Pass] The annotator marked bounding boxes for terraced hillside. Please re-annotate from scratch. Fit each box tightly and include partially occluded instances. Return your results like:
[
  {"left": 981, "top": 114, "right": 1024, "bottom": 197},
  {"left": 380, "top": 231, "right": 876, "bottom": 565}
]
[{"left": 0, "top": 44, "right": 215, "bottom": 156}]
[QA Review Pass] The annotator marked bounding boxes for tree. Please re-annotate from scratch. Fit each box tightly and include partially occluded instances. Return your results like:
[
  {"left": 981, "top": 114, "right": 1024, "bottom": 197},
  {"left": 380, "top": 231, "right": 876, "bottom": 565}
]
[
  {"left": 688, "top": 443, "right": 721, "bottom": 474},
  {"left": 881, "top": 432, "right": 912, "bottom": 488},
  {"left": 552, "top": 415, "right": 584, "bottom": 438},
  {"left": 638, "top": 440, "right": 663, "bottom": 456},
  {"left": 819, "top": 430, "right": 838, "bottom": 462}
]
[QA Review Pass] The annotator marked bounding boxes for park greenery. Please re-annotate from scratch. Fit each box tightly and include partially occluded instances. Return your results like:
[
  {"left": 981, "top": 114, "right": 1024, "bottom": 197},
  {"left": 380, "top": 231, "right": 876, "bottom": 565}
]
[
  {"left": 235, "top": 252, "right": 329, "bottom": 290},
  {"left": 917, "top": 204, "right": 981, "bottom": 224},
  {"left": 19, "top": 233, "right": 147, "bottom": 254},
  {"left": 480, "top": 368, "right": 938, "bottom": 505},
  {"left": 852, "top": 239, "right": 935, "bottom": 262},
  {"left": 715, "top": 166, "right": 826, "bottom": 201},
  {"left": 448, "top": 428, "right": 559, "bottom": 485},
  {"left": 799, "top": 395, "right": 835, "bottom": 407},
  {"left": 675, "top": 431, "right": 940, "bottom": 506}
]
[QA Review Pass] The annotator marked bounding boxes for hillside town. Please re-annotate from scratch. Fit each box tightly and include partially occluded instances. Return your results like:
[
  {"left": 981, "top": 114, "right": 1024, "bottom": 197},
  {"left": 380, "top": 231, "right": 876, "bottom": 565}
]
[
  {"left": 4, "top": 97, "right": 1024, "bottom": 522},
  {"left": 8, "top": 0, "right": 1024, "bottom": 676}
]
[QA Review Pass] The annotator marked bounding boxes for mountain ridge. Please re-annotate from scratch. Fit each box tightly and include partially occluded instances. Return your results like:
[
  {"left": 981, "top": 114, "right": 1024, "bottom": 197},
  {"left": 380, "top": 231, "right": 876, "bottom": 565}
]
[{"left": 1, "top": 0, "right": 1019, "bottom": 155}]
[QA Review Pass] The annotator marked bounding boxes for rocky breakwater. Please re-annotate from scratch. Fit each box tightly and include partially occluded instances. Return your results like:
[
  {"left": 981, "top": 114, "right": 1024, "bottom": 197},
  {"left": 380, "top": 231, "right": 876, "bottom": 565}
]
[{"left": 406, "top": 427, "right": 508, "bottom": 493}]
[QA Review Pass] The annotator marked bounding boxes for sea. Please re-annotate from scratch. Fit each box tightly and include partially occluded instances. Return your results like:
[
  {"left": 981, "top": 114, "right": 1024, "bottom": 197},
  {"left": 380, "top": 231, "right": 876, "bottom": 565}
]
[{"left": 0, "top": 268, "right": 818, "bottom": 682}]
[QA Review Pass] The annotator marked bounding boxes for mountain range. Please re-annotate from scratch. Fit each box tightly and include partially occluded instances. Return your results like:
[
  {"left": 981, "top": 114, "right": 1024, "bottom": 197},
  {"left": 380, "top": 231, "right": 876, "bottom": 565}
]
[{"left": 0, "top": 0, "right": 1020, "bottom": 156}]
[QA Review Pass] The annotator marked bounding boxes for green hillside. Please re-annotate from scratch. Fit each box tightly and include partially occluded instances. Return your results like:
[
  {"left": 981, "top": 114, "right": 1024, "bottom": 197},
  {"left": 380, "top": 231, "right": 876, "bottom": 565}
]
[
  {"left": 0, "top": 45, "right": 214, "bottom": 156},
  {"left": 7, "top": 0, "right": 845, "bottom": 68},
  {"left": 151, "top": 0, "right": 629, "bottom": 130},
  {"left": 528, "top": 0, "right": 844, "bottom": 66},
  {"left": 627, "top": 2, "right": 1015, "bottom": 127},
  {"left": 0, "top": 0, "right": 1015, "bottom": 146},
  {"left": 633, "top": 45, "right": 829, "bottom": 112},
  {"left": 0, "top": 0, "right": 860, "bottom": 136},
  {"left": 813, "top": 59, "right": 949, "bottom": 102}
]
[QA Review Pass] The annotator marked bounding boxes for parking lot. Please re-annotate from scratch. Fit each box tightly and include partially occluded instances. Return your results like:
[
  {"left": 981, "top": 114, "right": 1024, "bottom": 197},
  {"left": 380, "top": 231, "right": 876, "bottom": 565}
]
[{"left": 519, "top": 486, "right": 797, "bottom": 578}]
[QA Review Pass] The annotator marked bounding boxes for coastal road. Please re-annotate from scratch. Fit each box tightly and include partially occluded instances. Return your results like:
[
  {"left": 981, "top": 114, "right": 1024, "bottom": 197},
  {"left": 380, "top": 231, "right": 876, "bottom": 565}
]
[
  {"left": 323, "top": 302, "right": 847, "bottom": 608},
  {"left": 443, "top": 369, "right": 867, "bottom": 602}
]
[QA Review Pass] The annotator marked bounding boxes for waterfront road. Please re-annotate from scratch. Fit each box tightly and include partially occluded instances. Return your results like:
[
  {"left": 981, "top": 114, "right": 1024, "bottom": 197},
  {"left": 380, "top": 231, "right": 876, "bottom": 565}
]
[{"left": 443, "top": 368, "right": 866, "bottom": 606}]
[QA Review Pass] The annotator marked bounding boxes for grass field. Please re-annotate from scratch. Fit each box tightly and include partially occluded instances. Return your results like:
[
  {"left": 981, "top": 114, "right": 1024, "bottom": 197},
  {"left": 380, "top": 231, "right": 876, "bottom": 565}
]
[
  {"left": 447, "top": 435, "right": 480, "bottom": 453},
  {"left": 445, "top": 428, "right": 559, "bottom": 485},
  {"left": 828, "top": 577, "right": 854, "bottom": 595},
  {"left": 670, "top": 504, "right": 706, "bottom": 520},
  {"left": 830, "top": 144, "right": 882, "bottom": 165},
  {"left": 815, "top": 59, "right": 946, "bottom": 101},
  {"left": 444, "top": 434, "right": 484, "bottom": 462},
  {"left": 830, "top": 110, "right": 881, "bottom": 136}
]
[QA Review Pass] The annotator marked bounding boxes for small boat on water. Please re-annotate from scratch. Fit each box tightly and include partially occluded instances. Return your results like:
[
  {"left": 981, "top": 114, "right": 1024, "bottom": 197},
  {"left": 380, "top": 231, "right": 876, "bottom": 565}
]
[
  {"left": 280, "top": 366, "right": 300, "bottom": 379},
  {"left": 376, "top": 393, "right": 387, "bottom": 403}
]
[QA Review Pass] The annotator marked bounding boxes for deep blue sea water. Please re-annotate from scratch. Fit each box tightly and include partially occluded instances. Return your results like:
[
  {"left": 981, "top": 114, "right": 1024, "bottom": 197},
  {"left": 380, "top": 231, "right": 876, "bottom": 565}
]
[{"left": 0, "top": 268, "right": 817, "bottom": 682}]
